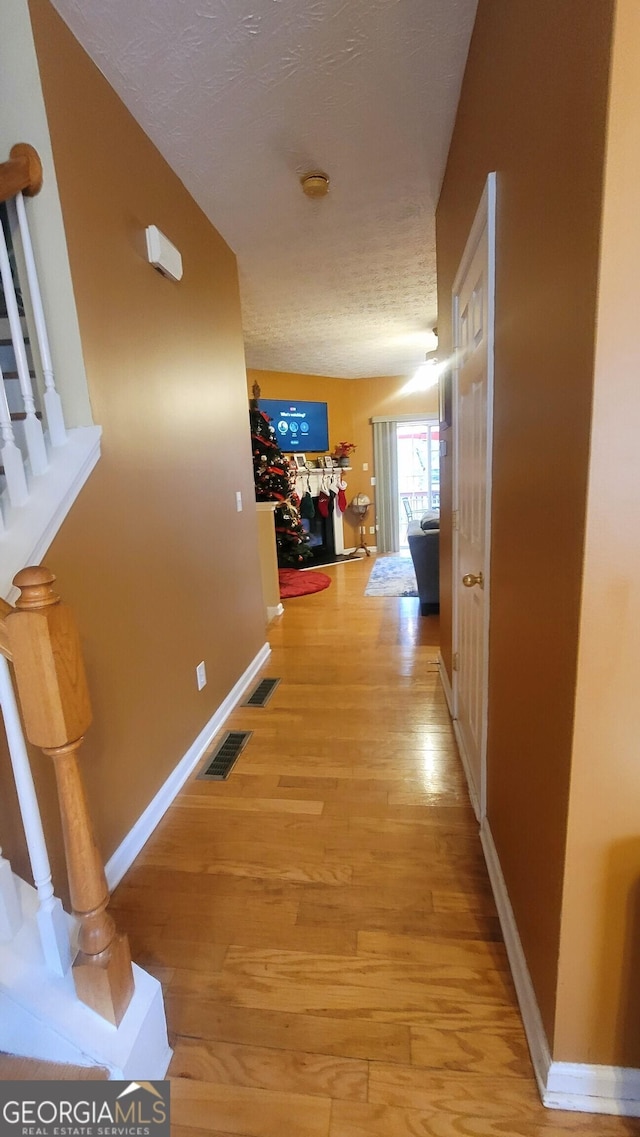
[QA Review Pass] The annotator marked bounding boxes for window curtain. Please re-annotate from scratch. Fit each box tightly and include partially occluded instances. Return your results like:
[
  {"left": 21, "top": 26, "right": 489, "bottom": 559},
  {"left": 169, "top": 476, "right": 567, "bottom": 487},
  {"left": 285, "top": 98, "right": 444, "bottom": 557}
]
[{"left": 373, "top": 420, "right": 399, "bottom": 554}]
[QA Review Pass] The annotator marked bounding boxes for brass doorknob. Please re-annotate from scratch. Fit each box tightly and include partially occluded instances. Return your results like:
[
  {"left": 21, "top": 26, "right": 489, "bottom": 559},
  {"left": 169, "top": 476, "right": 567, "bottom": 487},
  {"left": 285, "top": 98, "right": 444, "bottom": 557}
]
[{"left": 462, "top": 572, "right": 484, "bottom": 589}]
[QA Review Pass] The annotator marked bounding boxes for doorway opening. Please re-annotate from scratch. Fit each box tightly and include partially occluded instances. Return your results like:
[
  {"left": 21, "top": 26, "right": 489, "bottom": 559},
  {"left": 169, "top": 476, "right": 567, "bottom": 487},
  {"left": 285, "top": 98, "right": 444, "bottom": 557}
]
[{"left": 397, "top": 420, "right": 440, "bottom": 548}]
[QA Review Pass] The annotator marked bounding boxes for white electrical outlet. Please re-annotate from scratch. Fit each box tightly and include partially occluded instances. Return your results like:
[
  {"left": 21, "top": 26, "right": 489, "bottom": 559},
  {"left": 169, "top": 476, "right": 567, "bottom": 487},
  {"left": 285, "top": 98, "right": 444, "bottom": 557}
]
[
  {"left": 362, "top": 462, "right": 369, "bottom": 471},
  {"left": 235, "top": 491, "right": 243, "bottom": 512},
  {"left": 369, "top": 526, "right": 376, "bottom": 534},
  {"left": 196, "top": 661, "right": 207, "bottom": 690},
  {"left": 370, "top": 476, "right": 376, "bottom": 486}
]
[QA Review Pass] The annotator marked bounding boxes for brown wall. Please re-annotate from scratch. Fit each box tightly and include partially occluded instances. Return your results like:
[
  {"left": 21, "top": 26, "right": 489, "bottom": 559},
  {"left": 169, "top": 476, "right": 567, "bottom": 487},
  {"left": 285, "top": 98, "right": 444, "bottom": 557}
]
[
  {"left": 248, "top": 369, "right": 438, "bottom": 546},
  {"left": 0, "top": 2, "right": 265, "bottom": 888},
  {"left": 556, "top": 0, "right": 640, "bottom": 1067},
  {"left": 436, "top": 0, "right": 614, "bottom": 1040}
]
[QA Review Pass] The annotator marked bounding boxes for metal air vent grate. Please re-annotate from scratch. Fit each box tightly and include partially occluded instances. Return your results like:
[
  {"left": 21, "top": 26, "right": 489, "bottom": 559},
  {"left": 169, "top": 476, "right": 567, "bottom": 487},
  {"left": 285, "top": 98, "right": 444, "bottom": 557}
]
[
  {"left": 197, "top": 731, "right": 252, "bottom": 781},
  {"left": 242, "top": 677, "right": 281, "bottom": 707}
]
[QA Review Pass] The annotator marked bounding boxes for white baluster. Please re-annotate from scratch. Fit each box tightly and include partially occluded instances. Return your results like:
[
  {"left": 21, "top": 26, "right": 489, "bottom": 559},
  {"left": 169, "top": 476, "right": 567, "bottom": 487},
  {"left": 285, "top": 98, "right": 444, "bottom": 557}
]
[
  {"left": 0, "top": 844, "right": 22, "bottom": 941},
  {"left": 0, "top": 359, "right": 29, "bottom": 510},
  {"left": 0, "top": 654, "right": 72, "bottom": 975},
  {"left": 11, "top": 194, "right": 66, "bottom": 447},
  {"left": 0, "top": 213, "right": 48, "bottom": 476}
]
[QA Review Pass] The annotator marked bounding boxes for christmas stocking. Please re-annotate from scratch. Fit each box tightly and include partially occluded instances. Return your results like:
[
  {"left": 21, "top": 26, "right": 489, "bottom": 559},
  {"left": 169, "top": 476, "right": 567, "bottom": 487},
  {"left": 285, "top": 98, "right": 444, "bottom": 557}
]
[{"left": 300, "top": 491, "right": 315, "bottom": 519}]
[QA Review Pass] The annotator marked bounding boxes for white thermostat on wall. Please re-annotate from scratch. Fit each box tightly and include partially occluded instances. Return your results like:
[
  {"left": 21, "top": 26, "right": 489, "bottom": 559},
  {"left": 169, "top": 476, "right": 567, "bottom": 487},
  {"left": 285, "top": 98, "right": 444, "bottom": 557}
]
[{"left": 145, "top": 225, "right": 183, "bottom": 282}]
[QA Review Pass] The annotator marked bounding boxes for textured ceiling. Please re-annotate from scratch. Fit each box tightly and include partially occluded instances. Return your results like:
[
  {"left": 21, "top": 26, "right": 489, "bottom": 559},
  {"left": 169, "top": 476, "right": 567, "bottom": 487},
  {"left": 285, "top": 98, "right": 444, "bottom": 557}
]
[{"left": 50, "top": 0, "right": 478, "bottom": 378}]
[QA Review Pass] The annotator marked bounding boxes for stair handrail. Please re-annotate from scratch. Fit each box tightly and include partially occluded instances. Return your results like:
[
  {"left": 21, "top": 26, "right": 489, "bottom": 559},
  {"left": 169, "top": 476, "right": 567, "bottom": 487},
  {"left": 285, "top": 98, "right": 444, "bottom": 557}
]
[
  {"left": 0, "top": 144, "right": 42, "bottom": 205},
  {"left": 5, "top": 567, "right": 135, "bottom": 1025}
]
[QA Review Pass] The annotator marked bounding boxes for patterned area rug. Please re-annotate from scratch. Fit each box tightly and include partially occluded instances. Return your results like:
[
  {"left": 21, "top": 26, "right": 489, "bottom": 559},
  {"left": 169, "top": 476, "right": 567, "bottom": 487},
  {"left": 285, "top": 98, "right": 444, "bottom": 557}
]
[{"left": 364, "top": 554, "right": 418, "bottom": 597}]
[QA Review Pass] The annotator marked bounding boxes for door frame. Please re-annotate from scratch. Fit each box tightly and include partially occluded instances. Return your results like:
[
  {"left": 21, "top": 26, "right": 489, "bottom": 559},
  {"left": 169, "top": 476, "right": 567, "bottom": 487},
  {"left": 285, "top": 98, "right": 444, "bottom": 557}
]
[{"left": 451, "top": 172, "right": 496, "bottom": 821}]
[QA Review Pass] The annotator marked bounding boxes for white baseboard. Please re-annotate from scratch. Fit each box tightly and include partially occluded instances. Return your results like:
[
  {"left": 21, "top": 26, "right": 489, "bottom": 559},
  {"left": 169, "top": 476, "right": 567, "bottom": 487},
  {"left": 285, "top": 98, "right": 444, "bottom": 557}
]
[
  {"left": 453, "top": 719, "right": 481, "bottom": 821},
  {"left": 105, "top": 641, "right": 271, "bottom": 890},
  {"left": 437, "top": 653, "right": 454, "bottom": 716},
  {"left": 437, "top": 653, "right": 481, "bottom": 822},
  {"left": 544, "top": 1062, "right": 640, "bottom": 1116},
  {"left": 439, "top": 650, "right": 483, "bottom": 822},
  {"left": 479, "top": 818, "right": 552, "bottom": 1099},
  {"left": 480, "top": 819, "right": 640, "bottom": 1116},
  {"left": 267, "top": 603, "right": 284, "bottom": 620}
]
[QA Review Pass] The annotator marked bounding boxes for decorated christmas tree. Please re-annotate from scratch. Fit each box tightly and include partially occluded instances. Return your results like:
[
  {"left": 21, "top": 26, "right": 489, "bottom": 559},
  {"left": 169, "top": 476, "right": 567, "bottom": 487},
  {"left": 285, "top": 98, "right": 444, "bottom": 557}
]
[{"left": 249, "top": 384, "right": 311, "bottom": 568}]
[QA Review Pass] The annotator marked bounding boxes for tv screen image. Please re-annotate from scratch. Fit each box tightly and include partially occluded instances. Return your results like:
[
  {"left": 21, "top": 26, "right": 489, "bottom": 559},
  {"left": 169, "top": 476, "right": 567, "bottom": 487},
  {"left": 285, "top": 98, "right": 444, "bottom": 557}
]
[{"left": 260, "top": 399, "right": 329, "bottom": 453}]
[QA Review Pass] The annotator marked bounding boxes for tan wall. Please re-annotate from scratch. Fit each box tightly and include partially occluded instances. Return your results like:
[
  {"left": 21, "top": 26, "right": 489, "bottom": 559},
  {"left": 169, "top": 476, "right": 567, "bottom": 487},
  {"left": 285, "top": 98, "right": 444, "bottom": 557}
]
[
  {"left": 0, "top": 1, "right": 265, "bottom": 891},
  {"left": 555, "top": 0, "right": 640, "bottom": 1067},
  {"left": 436, "top": 0, "right": 614, "bottom": 1040},
  {"left": 248, "top": 369, "right": 438, "bottom": 546}
]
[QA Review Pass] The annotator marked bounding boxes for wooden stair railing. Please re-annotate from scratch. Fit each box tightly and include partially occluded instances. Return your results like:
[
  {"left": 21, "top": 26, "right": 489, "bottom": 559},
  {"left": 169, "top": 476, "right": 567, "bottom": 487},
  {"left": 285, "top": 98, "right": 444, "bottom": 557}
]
[
  {"left": 1, "top": 141, "right": 67, "bottom": 529},
  {"left": 4, "top": 567, "right": 134, "bottom": 1026},
  {"left": 0, "top": 143, "right": 42, "bottom": 204}
]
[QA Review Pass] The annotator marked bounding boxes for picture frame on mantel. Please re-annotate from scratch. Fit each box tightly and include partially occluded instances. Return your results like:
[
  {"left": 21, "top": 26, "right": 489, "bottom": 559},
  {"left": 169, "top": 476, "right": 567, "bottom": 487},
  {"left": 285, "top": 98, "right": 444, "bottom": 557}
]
[
  {"left": 439, "top": 364, "right": 452, "bottom": 429},
  {"left": 293, "top": 454, "right": 307, "bottom": 470}
]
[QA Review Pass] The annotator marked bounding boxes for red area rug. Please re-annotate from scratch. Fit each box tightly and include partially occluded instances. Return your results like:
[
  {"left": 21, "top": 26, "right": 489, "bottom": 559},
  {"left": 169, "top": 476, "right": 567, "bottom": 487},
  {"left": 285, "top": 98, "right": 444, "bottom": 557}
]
[{"left": 279, "top": 568, "right": 332, "bottom": 599}]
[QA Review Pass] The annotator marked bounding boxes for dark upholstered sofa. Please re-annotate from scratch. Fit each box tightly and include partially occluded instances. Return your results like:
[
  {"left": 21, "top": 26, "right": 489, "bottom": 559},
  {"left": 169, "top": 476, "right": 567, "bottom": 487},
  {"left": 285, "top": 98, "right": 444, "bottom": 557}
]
[{"left": 407, "top": 515, "right": 440, "bottom": 616}]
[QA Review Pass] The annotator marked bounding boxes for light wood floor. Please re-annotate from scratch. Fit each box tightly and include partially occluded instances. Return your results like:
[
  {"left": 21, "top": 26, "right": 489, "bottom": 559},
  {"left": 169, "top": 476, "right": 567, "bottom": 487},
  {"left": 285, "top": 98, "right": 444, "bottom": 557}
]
[{"left": 112, "top": 556, "right": 639, "bottom": 1136}]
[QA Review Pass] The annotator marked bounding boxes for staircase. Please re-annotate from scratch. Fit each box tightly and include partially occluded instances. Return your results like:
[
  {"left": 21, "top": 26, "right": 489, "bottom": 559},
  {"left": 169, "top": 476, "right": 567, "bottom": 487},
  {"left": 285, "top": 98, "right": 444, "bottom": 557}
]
[
  {"left": 0, "top": 143, "right": 171, "bottom": 1079},
  {"left": 0, "top": 1053, "right": 109, "bottom": 1080},
  {"left": 0, "top": 573, "right": 172, "bottom": 1079},
  {"left": 0, "top": 144, "right": 101, "bottom": 602}
]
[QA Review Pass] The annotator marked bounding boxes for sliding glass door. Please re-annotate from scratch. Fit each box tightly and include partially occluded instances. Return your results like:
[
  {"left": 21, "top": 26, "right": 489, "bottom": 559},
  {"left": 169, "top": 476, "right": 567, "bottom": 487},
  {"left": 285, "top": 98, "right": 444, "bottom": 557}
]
[{"left": 397, "top": 420, "right": 440, "bottom": 547}]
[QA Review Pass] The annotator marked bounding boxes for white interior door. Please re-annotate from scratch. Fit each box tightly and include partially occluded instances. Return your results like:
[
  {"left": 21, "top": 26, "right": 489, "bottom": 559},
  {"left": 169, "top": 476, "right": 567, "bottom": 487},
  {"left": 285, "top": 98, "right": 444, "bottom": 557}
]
[{"left": 452, "top": 174, "right": 495, "bottom": 820}]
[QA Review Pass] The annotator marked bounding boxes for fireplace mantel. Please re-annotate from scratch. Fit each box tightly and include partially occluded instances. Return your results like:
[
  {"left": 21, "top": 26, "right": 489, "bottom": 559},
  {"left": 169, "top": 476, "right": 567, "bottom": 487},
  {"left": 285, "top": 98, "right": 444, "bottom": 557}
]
[{"left": 293, "top": 468, "right": 349, "bottom": 557}]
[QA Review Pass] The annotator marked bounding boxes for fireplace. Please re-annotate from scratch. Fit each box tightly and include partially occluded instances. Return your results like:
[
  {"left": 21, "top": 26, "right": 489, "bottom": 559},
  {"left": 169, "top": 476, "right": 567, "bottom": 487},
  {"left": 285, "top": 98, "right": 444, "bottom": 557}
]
[{"left": 301, "top": 496, "right": 337, "bottom": 565}]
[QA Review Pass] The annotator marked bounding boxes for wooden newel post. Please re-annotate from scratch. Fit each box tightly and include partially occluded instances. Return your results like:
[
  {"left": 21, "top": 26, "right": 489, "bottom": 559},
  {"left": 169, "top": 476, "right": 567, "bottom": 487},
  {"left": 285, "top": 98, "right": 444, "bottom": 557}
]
[{"left": 6, "top": 566, "right": 134, "bottom": 1026}]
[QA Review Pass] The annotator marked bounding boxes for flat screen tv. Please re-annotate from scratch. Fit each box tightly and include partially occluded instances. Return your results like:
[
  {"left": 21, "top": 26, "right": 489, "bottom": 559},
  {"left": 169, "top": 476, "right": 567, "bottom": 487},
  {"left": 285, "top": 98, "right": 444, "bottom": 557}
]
[{"left": 260, "top": 399, "right": 329, "bottom": 453}]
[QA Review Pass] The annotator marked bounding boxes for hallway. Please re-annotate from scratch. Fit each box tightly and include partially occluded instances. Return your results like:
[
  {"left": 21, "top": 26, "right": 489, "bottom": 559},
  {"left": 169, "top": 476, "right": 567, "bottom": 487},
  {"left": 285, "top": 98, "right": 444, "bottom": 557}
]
[{"left": 111, "top": 557, "right": 638, "bottom": 1135}]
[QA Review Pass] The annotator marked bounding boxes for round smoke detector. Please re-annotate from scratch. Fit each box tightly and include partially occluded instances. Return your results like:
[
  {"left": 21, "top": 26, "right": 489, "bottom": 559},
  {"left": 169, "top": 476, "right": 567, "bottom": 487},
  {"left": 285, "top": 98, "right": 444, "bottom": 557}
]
[{"left": 301, "top": 172, "right": 330, "bottom": 198}]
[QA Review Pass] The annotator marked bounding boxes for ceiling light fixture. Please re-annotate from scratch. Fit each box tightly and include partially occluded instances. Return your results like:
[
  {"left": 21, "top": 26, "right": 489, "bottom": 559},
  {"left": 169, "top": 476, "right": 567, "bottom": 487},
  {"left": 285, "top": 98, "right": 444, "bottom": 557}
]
[
  {"left": 402, "top": 348, "right": 447, "bottom": 395},
  {"left": 301, "top": 172, "right": 330, "bottom": 198}
]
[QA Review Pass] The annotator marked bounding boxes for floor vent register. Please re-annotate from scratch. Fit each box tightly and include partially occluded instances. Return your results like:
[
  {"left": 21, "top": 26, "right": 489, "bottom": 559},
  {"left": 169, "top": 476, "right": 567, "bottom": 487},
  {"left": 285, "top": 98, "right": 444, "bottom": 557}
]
[
  {"left": 242, "top": 677, "right": 281, "bottom": 707},
  {"left": 197, "top": 731, "right": 253, "bottom": 781}
]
